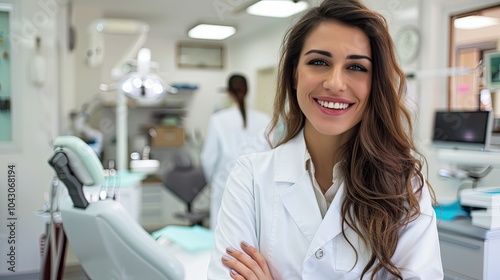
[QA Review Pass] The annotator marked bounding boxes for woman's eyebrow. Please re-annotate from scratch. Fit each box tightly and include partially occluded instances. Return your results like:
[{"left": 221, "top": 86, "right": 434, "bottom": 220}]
[
  {"left": 304, "top": 50, "right": 372, "bottom": 62},
  {"left": 304, "top": 49, "right": 331, "bottom": 57},
  {"left": 347, "top": 54, "right": 372, "bottom": 62}
]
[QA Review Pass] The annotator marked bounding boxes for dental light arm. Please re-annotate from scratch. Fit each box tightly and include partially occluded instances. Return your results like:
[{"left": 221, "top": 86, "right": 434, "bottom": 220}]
[
  {"left": 437, "top": 149, "right": 499, "bottom": 189},
  {"left": 437, "top": 149, "right": 500, "bottom": 168},
  {"left": 71, "top": 97, "right": 104, "bottom": 155},
  {"left": 47, "top": 136, "right": 105, "bottom": 208},
  {"left": 87, "top": 18, "right": 150, "bottom": 80}
]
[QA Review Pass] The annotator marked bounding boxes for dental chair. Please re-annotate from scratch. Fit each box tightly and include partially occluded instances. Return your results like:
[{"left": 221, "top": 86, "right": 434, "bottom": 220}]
[{"left": 48, "top": 136, "right": 184, "bottom": 280}]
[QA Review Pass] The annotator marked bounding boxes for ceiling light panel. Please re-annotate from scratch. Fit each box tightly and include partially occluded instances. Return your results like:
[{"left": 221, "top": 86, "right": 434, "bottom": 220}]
[
  {"left": 454, "top": 16, "right": 500, "bottom": 30},
  {"left": 246, "top": 0, "right": 309, "bottom": 18},
  {"left": 188, "top": 24, "right": 236, "bottom": 40}
]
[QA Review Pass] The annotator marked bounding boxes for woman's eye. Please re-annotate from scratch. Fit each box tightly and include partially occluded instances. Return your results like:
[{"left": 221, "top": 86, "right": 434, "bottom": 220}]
[
  {"left": 348, "top": 64, "right": 367, "bottom": 72},
  {"left": 308, "top": 59, "right": 327, "bottom": 66}
]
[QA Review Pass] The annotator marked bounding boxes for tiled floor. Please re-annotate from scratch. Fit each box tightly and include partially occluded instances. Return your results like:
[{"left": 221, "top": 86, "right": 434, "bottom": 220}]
[{"left": 61, "top": 265, "right": 90, "bottom": 280}]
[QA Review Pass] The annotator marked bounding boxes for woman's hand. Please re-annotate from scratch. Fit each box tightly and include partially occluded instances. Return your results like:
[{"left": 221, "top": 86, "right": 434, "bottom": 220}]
[{"left": 221, "top": 241, "right": 273, "bottom": 280}]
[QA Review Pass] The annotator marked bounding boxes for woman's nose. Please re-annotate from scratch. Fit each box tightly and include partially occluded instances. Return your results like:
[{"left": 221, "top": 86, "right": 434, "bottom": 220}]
[{"left": 323, "top": 67, "right": 346, "bottom": 93}]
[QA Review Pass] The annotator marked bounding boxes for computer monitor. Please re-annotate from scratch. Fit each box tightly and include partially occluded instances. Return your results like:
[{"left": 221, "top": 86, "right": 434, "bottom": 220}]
[{"left": 432, "top": 110, "right": 494, "bottom": 151}]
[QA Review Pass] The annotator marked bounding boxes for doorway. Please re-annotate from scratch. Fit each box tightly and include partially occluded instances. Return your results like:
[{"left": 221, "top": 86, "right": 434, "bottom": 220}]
[
  {"left": 448, "top": 5, "right": 500, "bottom": 110},
  {"left": 255, "top": 67, "right": 277, "bottom": 117}
]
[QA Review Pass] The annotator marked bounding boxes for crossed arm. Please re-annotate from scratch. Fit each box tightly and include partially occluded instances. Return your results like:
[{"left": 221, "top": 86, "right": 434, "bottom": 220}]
[{"left": 221, "top": 242, "right": 274, "bottom": 280}]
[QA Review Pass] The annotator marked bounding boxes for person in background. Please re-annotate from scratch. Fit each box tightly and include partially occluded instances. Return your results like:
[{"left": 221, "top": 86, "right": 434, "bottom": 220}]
[
  {"left": 201, "top": 74, "right": 271, "bottom": 231},
  {"left": 208, "top": 0, "right": 443, "bottom": 279}
]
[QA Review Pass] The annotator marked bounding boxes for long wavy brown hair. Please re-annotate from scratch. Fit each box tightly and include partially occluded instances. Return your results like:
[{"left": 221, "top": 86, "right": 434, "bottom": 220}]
[{"left": 266, "top": 0, "right": 435, "bottom": 278}]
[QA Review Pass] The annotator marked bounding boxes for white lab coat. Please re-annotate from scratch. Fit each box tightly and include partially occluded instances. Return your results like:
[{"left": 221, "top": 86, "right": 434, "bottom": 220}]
[
  {"left": 200, "top": 107, "right": 271, "bottom": 230},
  {"left": 208, "top": 130, "right": 444, "bottom": 280}
]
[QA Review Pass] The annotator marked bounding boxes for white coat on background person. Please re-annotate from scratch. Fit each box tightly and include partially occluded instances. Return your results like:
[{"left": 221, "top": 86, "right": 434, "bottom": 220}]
[
  {"left": 200, "top": 74, "right": 271, "bottom": 231},
  {"left": 207, "top": 131, "right": 443, "bottom": 279}
]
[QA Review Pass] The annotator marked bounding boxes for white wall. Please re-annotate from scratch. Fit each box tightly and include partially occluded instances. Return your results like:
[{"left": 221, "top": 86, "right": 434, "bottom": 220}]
[{"left": 0, "top": 0, "right": 68, "bottom": 276}]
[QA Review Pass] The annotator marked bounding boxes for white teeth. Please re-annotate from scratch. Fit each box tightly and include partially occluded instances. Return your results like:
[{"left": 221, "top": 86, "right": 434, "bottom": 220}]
[{"left": 317, "top": 100, "right": 349, "bottom": 110}]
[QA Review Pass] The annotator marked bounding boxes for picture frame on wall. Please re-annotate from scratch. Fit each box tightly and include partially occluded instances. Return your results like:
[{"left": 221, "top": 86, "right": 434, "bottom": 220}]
[
  {"left": 177, "top": 42, "right": 224, "bottom": 69},
  {"left": 484, "top": 50, "right": 500, "bottom": 90}
]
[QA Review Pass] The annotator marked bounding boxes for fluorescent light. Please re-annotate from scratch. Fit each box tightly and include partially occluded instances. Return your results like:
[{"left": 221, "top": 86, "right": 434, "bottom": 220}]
[
  {"left": 188, "top": 24, "right": 236, "bottom": 40},
  {"left": 454, "top": 16, "right": 500, "bottom": 30},
  {"left": 246, "top": 0, "right": 309, "bottom": 18}
]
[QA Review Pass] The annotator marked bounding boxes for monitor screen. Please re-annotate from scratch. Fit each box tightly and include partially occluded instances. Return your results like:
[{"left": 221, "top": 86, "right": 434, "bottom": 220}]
[{"left": 432, "top": 110, "right": 493, "bottom": 151}]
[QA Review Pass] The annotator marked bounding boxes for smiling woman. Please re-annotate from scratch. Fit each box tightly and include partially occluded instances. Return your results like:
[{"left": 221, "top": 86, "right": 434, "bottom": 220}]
[
  {"left": 208, "top": 0, "right": 443, "bottom": 279},
  {"left": 295, "top": 21, "right": 372, "bottom": 139}
]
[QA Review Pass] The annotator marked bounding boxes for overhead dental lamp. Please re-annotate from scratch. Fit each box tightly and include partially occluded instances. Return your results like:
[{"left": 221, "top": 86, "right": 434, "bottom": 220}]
[
  {"left": 115, "top": 48, "right": 178, "bottom": 171},
  {"left": 119, "top": 48, "right": 176, "bottom": 100},
  {"left": 86, "top": 18, "right": 177, "bottom": 171}
]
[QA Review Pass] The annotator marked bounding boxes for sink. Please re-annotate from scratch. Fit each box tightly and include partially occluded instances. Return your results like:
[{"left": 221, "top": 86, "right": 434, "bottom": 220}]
[{"left": 130, "top": 159, "right": 160, "bottom": 175}]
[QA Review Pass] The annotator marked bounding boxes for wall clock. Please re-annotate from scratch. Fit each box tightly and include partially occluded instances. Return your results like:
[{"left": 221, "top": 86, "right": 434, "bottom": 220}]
[{"left": 394, "top": 25, "right": 421, "bottom": 65}]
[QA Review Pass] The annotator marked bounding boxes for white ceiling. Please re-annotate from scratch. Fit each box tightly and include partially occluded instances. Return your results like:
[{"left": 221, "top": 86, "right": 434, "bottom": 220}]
[
  {"left": 70, "top": 0, "right": 426, "bottom": 43},
  {"left": 71, "top": 0, "right": 306, "bottom": 42}
]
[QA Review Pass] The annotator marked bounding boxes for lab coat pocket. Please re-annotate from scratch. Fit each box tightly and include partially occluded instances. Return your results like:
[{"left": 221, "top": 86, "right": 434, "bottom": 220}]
[{"left": 334, "top": 230, "right": 366, "bottom": 276}]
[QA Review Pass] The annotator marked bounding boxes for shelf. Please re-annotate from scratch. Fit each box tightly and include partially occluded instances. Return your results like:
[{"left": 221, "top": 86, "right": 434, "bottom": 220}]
[{"left": 102, "top": 102, "right": 187, "bottom": 112}]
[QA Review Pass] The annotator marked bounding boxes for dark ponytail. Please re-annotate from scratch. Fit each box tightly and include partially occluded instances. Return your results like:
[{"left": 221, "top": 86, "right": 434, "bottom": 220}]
[{"left": 228, "top": 74, "right": 248, "bottom": 128}]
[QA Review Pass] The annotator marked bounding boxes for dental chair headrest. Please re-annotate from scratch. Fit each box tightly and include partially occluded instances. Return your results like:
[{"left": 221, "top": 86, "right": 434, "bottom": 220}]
[{"left": 53, "top": 136, "right": 104, "bottom": 186}]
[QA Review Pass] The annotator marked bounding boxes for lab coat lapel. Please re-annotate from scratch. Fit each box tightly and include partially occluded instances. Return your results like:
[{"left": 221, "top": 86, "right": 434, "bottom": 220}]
[
  {"left": 306, "top": 184, "right": 346, "bottom": 259},
  {"left": 275, "top": 131, "right": 323, "bottom": 243},
  {"left": 274, "top": 130, "right": 307, "bottom": 183},
  {"left": 280, "top": 174, "right": 322, "bottom": 243}
]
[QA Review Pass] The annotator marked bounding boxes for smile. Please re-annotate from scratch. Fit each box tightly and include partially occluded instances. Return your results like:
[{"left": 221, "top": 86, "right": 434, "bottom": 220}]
[{"left": 316, "top": 99, "right": 350, "bottom": 110}]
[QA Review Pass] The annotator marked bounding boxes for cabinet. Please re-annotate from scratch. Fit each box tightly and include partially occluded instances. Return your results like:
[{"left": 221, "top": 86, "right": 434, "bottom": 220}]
[
  {"left": 140, "top": 181, "right": 186, "bottom": 230},
  {"left": 438, "top": 217, "right": 500, "bottom": 279}
]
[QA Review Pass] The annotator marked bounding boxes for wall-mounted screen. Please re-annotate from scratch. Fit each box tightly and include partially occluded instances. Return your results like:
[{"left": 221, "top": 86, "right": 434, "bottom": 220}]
[{"left": 432, "top": 110, "right": 494, "bottom": 151}]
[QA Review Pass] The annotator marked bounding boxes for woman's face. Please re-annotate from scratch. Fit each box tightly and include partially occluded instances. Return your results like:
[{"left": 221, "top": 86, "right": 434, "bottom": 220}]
[{"left": 295, "top": 20, "right": 372, "bottom": 138}]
